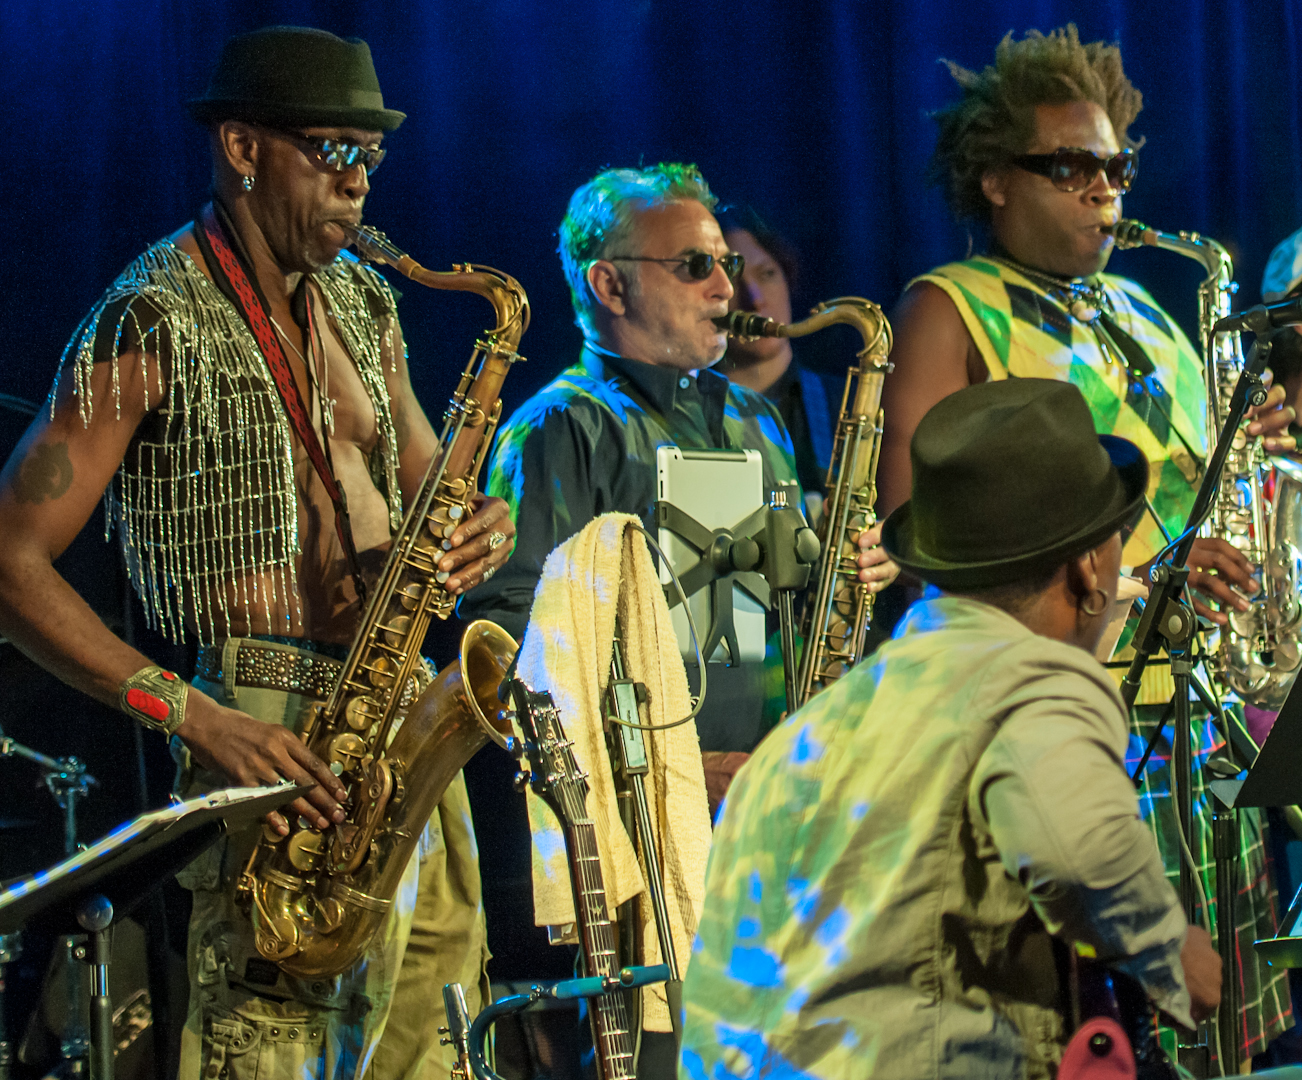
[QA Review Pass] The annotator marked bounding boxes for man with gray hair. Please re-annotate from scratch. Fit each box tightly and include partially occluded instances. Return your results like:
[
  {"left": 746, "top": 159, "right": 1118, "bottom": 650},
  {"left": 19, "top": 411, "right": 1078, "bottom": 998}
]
[{"left": 460, "top": 162, "right": 797, "bottom": 807}]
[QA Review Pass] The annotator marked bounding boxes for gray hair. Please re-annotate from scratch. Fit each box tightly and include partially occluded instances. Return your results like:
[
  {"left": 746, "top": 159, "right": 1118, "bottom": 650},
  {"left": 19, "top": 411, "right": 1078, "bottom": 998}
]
[{"left": 558, "top": 162, "right": 719, "bottom": 335}]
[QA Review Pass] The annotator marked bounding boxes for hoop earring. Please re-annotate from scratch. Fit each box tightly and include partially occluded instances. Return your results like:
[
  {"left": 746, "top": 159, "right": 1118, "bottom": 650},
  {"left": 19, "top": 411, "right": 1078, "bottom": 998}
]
[
  {"left": 1080, "top": 588, "right": 1109, "bottom": 617},
  {"left": 242, "top": 175, "right": 255, "bottom": 192}
]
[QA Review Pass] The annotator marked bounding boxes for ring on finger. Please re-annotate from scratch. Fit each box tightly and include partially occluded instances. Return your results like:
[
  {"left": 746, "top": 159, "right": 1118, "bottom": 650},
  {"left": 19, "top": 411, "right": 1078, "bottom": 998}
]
[
  {"left": 483, "top": 564, "right": 497, "bottom": 581},
  {"left": 487, "top": 531, "right": 507, "bottom": 551}
]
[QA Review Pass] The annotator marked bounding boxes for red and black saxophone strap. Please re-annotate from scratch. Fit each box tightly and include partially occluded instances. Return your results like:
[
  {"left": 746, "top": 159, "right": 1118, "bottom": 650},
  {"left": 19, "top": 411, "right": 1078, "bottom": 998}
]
[{"left": 196, "top": 201, "right": 369, "bottom": 603}]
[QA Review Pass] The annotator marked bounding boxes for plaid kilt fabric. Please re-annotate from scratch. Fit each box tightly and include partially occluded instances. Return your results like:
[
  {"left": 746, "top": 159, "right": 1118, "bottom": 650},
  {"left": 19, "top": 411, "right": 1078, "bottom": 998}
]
[{"left": 922, "top": 258, "right": 1294, "bottom": 1060}]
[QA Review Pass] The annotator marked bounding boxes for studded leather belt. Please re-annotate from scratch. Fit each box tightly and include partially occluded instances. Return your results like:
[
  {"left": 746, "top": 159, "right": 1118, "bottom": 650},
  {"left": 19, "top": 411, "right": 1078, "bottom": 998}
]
[
  {"left": 196, "top": 640, "right": 342, "bottom": 700},
  {"left": 196, "top": 639, "right": 431, "bottom": 706}
]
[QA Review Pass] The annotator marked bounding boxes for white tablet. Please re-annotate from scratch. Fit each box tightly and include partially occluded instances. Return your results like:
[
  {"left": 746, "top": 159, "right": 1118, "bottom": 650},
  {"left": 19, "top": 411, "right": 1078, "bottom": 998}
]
[{"left": 656, "top": 445, "right": 766, "bottom": 665}]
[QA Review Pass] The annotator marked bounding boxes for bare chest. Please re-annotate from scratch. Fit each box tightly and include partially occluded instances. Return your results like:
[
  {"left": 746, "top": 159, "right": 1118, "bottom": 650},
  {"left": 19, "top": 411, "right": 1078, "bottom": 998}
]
[{"left": 267, "top": 295, "right": 380, "bottom": 455}]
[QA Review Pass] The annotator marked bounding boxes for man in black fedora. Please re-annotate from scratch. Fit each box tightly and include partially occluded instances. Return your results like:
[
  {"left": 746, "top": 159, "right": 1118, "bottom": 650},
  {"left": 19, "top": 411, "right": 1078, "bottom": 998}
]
[
  {"left": 0, "top": 26, "right": 511, "bottom": 1080},
  {"left": 680, "top": 378, "right": 1222, "bottom": 1079}
]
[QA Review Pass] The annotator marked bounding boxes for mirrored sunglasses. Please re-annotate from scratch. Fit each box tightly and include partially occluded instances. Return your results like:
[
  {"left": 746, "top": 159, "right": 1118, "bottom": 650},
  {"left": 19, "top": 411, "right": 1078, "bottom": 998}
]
[
  {"left": 273, "top": 129, "right": 387, "bottom": 176},
  {"left": 607, "top": 251, "right": 745, "bottom": 281},
  {"left": 1012, "top": 146, "right": 1137, "bottom": 194}
]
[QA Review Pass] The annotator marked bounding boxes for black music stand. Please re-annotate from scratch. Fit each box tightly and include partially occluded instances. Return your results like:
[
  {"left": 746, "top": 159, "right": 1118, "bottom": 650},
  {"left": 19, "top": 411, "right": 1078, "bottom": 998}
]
[
  {"left": 1225, "top": 678, "right": 1302, "bottom": 971},
  {"left": 0, "top": 782, "right": 307, "bottom": 1080}
]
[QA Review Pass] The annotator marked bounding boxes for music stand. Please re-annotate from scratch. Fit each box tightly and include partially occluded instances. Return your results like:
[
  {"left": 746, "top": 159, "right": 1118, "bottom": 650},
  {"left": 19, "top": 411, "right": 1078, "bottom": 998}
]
[
  {"left": 0, "top": 782, "right": 308, "bottom": 1080},
  {"left": 1210, "top": 674, "right": 1302, "bottom": 968}
]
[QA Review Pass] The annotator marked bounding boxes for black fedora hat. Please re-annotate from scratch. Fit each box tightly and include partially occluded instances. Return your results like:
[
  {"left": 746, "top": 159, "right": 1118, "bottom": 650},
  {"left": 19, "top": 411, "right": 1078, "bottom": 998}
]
[
  {"left": 189, "top": 27, "right": 405, "bottom": 133},
  {"left": 881, "top": 379, "right": 1148, "bottom": 590}
]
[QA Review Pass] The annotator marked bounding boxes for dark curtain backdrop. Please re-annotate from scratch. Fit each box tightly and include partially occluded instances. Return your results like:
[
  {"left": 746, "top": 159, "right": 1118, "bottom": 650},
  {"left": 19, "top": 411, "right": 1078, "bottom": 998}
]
[
  {"left": 3, "top": 0, "right": 1301, "bottom": 421},
  {"left": 0, "top": 0, "right": 1300, "bottom": 1038}
]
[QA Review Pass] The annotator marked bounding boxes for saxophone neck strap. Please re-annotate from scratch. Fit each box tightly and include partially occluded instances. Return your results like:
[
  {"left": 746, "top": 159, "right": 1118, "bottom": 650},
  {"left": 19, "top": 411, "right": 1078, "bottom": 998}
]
[{"left": 196, "top": 201, "right": 368, "bottom": 603}]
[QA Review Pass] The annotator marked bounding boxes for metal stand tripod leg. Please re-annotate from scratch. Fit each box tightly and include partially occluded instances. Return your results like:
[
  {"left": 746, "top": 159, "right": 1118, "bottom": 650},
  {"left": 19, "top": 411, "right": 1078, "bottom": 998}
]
[
  {"left": 1213, "top": 794, "right": 1240, "bottom": 1072},
  {"left": 73, "top": 896, "right": 113, "bottom": 1080},
  {"left": 607, "top": 630, "right": 683, "bottom": 1044},
  {"left": 1170, "top": 655, "right": 1213, "bottom": 1077},
  {"left": 777, "top": 591, "right": 798, "bottom": 717},
  {"left": 0, "top": 932, "right": 17, "bottom": 1080}
]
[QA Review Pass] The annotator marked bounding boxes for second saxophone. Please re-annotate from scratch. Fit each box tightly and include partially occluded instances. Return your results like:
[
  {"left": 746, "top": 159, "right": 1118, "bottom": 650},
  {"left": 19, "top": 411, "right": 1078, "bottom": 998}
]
[
  {"left": 720, "top": 298, "right": 894, "bottom": 706},
  {"left": 1110, "top": 218, "right": 1302, "bottom": 706}
]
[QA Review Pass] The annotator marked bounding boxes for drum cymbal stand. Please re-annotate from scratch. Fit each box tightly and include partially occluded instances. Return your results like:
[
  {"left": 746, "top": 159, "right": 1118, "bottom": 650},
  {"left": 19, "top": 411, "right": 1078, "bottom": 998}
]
[{"left": 1, "top": 725, "right": 96, "bottom": 1077}]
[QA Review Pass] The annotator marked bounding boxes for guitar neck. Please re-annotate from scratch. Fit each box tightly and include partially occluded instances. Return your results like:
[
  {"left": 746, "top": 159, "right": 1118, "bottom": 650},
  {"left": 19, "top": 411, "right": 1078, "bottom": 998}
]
[{"left": 567, "top": 817, "right": 636, "bottom": 1080}]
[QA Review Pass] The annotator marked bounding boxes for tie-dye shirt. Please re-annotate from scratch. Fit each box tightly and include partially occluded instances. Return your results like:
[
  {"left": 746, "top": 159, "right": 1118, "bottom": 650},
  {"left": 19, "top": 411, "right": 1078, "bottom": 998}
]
[
  {"left": 679, "top": 595, "right": 1190, "bottom": 1080},
  {"left": 458, "top": 345, "right": 798, "bottom": 752}
]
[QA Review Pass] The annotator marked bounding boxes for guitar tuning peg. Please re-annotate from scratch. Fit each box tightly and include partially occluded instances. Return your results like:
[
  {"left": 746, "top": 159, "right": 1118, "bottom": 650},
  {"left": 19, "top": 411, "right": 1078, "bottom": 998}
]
[
  {"left": 513, "top": 771, "right": 529, "bottom": 792},
  {"left": 438, "top": 1026, "right": 449, "bottom": 1035},
  {"left": 440, "top": 1036, "right": 452, "bottom": 1046}
]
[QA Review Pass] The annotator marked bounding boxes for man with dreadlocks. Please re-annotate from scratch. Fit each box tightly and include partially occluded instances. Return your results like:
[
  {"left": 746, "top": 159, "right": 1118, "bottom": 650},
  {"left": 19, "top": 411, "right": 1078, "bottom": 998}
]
[{"left": 875, "top": 25, "right": 1295, "bottom": 1068}]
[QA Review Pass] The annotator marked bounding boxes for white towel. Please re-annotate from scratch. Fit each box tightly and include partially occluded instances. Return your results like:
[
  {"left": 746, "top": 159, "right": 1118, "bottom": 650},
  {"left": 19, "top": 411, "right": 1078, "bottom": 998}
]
[{"left": 517, "top": 512, "right": 712, "bottom": 1031}]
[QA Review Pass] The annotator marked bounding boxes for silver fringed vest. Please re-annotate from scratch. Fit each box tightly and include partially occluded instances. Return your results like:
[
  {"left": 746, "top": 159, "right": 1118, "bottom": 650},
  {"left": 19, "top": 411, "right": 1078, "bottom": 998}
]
[{"left": 52, "top": 240, "right": 405, "bottom": 645}]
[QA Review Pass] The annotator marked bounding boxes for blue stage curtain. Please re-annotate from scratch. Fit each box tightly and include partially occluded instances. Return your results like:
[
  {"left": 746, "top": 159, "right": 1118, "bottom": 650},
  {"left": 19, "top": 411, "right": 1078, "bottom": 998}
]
[{"left": 0, "top": 0, "right": 1299, "bottom": 415}]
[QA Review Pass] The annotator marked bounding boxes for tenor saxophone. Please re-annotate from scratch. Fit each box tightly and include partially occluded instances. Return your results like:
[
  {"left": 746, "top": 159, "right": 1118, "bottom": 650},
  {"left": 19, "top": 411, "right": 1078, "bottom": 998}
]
[
  {"left": 1110, "top": 219, "right": 1302, "bottom": 707},
  {"left": 720, "top": 298, "right": 893, "bottom": 705},
  {"left": 233, "top": 226, "right": 526, "bottom": 977}
]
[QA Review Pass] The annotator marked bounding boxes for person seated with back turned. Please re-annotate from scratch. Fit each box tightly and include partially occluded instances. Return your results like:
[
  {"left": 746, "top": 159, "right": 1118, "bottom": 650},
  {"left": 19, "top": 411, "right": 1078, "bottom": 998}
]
[
  {"left": 679, "top": 378, "right": 1221, "bottom": 1080},
  {"left": 877, "top": 26, "right": 1294, "bottom": 1066}
]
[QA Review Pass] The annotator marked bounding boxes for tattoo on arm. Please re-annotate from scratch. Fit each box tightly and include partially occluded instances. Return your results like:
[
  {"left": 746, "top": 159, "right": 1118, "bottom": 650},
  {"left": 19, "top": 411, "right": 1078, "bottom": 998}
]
[{"left": 14, "top": 442, "right": 74, "bottom": 504}]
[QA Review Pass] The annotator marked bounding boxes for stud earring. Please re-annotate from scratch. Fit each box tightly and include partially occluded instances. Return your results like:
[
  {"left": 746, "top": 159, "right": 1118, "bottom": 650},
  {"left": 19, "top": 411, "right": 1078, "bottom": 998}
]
[{"left": 242, "top": 175, "right": 255, "bottom": 192}]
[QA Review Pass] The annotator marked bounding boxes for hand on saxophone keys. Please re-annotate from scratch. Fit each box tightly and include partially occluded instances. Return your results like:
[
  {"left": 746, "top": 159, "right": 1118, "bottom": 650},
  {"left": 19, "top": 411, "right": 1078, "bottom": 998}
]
[
  {"left": 438, "top": 494, "right": 517, "bottom": 594},
  {"left": 856, "top": 522, "right": 901, "bottom": 593},
  {"left": 1244, "top": 377, "right": 1296, "bottom": 454}
]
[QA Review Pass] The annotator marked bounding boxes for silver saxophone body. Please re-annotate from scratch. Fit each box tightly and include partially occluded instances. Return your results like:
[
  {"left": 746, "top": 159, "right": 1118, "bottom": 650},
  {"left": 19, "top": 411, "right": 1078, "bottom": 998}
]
[{"left": 1112, "top": 219, "right": 1302, "bottom": 707}]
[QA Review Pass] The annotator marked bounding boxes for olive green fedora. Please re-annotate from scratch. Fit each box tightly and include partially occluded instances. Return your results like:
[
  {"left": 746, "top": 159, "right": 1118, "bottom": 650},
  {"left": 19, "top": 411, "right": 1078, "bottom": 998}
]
[{"left": 189, "top": 26, "right": 405, "bottom": 132}]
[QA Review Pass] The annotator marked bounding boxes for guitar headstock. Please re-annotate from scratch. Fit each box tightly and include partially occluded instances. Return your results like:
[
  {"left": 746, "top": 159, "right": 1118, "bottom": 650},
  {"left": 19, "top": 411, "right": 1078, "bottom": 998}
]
[{"left": 506, "top": 680, "right": 590, "bottom": 825}]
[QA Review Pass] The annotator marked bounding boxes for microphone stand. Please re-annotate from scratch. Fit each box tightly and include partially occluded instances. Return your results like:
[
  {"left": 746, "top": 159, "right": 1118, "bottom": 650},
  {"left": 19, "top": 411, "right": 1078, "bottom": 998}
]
[{"left": 1119, "top": 308, "right": 1273, "bottom": 1076}]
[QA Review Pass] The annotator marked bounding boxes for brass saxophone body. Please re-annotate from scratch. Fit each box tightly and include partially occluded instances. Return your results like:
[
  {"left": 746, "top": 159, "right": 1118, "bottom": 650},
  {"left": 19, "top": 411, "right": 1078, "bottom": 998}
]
[
  {"left": 234, "top": 226, "right": 525, "bottom": 977},
  {"left": 1110, "top": 219, "right": 1302, "bottom": 706},
  {"left": 720, "top": 298, "right": 894, "bottom": 705}
]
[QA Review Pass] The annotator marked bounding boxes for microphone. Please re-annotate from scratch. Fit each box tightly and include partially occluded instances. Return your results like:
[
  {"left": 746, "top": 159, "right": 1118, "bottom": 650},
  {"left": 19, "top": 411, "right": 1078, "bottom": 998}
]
[
  {"left": 714, "top": 311, "right": 783, "bottom": 338},
  {"left": 1212, "top": 296, "right": 1302, "bottom": 334}
]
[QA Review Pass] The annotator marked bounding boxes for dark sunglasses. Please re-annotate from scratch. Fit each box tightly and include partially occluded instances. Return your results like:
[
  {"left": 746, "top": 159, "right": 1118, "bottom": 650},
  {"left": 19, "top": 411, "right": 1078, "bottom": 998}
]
[
  {"left": 607, "top": 251, "right": 745, "bottom": 281},
  {"left": 1012, "top": 146, "right": 1137, "bottom": 193},
  {"left": 271, "top": 129, "right": 387, "bottom": 176}
]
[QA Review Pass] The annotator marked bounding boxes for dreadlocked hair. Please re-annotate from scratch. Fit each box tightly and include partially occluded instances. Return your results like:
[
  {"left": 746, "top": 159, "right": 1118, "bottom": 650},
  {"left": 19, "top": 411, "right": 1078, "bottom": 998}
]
[{"left": 929, "top": 25, "right": 1144, "bottom": 224}]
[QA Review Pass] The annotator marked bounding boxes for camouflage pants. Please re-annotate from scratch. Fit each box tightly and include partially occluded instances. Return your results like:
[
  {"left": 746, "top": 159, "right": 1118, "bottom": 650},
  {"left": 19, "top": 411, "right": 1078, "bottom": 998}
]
[{"left": 174, "top": 638, "right": 490, "bottom": 1080}]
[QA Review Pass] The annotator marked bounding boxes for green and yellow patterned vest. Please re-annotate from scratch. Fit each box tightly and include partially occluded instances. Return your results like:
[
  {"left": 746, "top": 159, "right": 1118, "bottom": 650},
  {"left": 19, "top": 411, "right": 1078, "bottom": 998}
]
[{"left": 915, "top": 256, "right": 1207, "bottom": 570}]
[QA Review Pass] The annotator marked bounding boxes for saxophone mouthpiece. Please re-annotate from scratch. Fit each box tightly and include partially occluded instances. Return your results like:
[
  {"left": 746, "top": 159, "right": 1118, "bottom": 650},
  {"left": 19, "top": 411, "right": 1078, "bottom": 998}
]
[
  {"left": 715, "top": 311, "right": 782, "bottom": 338},
  {"left": 1106, "top": 219, "right": 1156, "bottom": 250}
]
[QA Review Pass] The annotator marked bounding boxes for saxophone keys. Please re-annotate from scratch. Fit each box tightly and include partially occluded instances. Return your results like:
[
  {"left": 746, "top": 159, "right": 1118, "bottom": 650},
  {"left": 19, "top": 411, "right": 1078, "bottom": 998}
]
[
  {"left": 329, "top": 732, "right": 367, "bottom": 773},
  {"left": 399, "top": 584, "right": 424, "bottom": 610},
  {"left": 367, "top": 656, "right": 397, "bottom": 689},
  {"left": 344, "top": 696, "right": 381, "bottom": 732},
  {"left": 383, "top": 614, "right": 412, "bottom": 646},
  {"left": 287, "top": 829, "right": 327, "bottom": 872}
]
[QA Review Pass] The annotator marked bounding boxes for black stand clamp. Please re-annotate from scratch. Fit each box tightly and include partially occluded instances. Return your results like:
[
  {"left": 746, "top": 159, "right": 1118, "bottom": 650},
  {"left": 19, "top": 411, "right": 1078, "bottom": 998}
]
[{"left": 656, "top": 489, "right": 819, "bottom": 709}]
